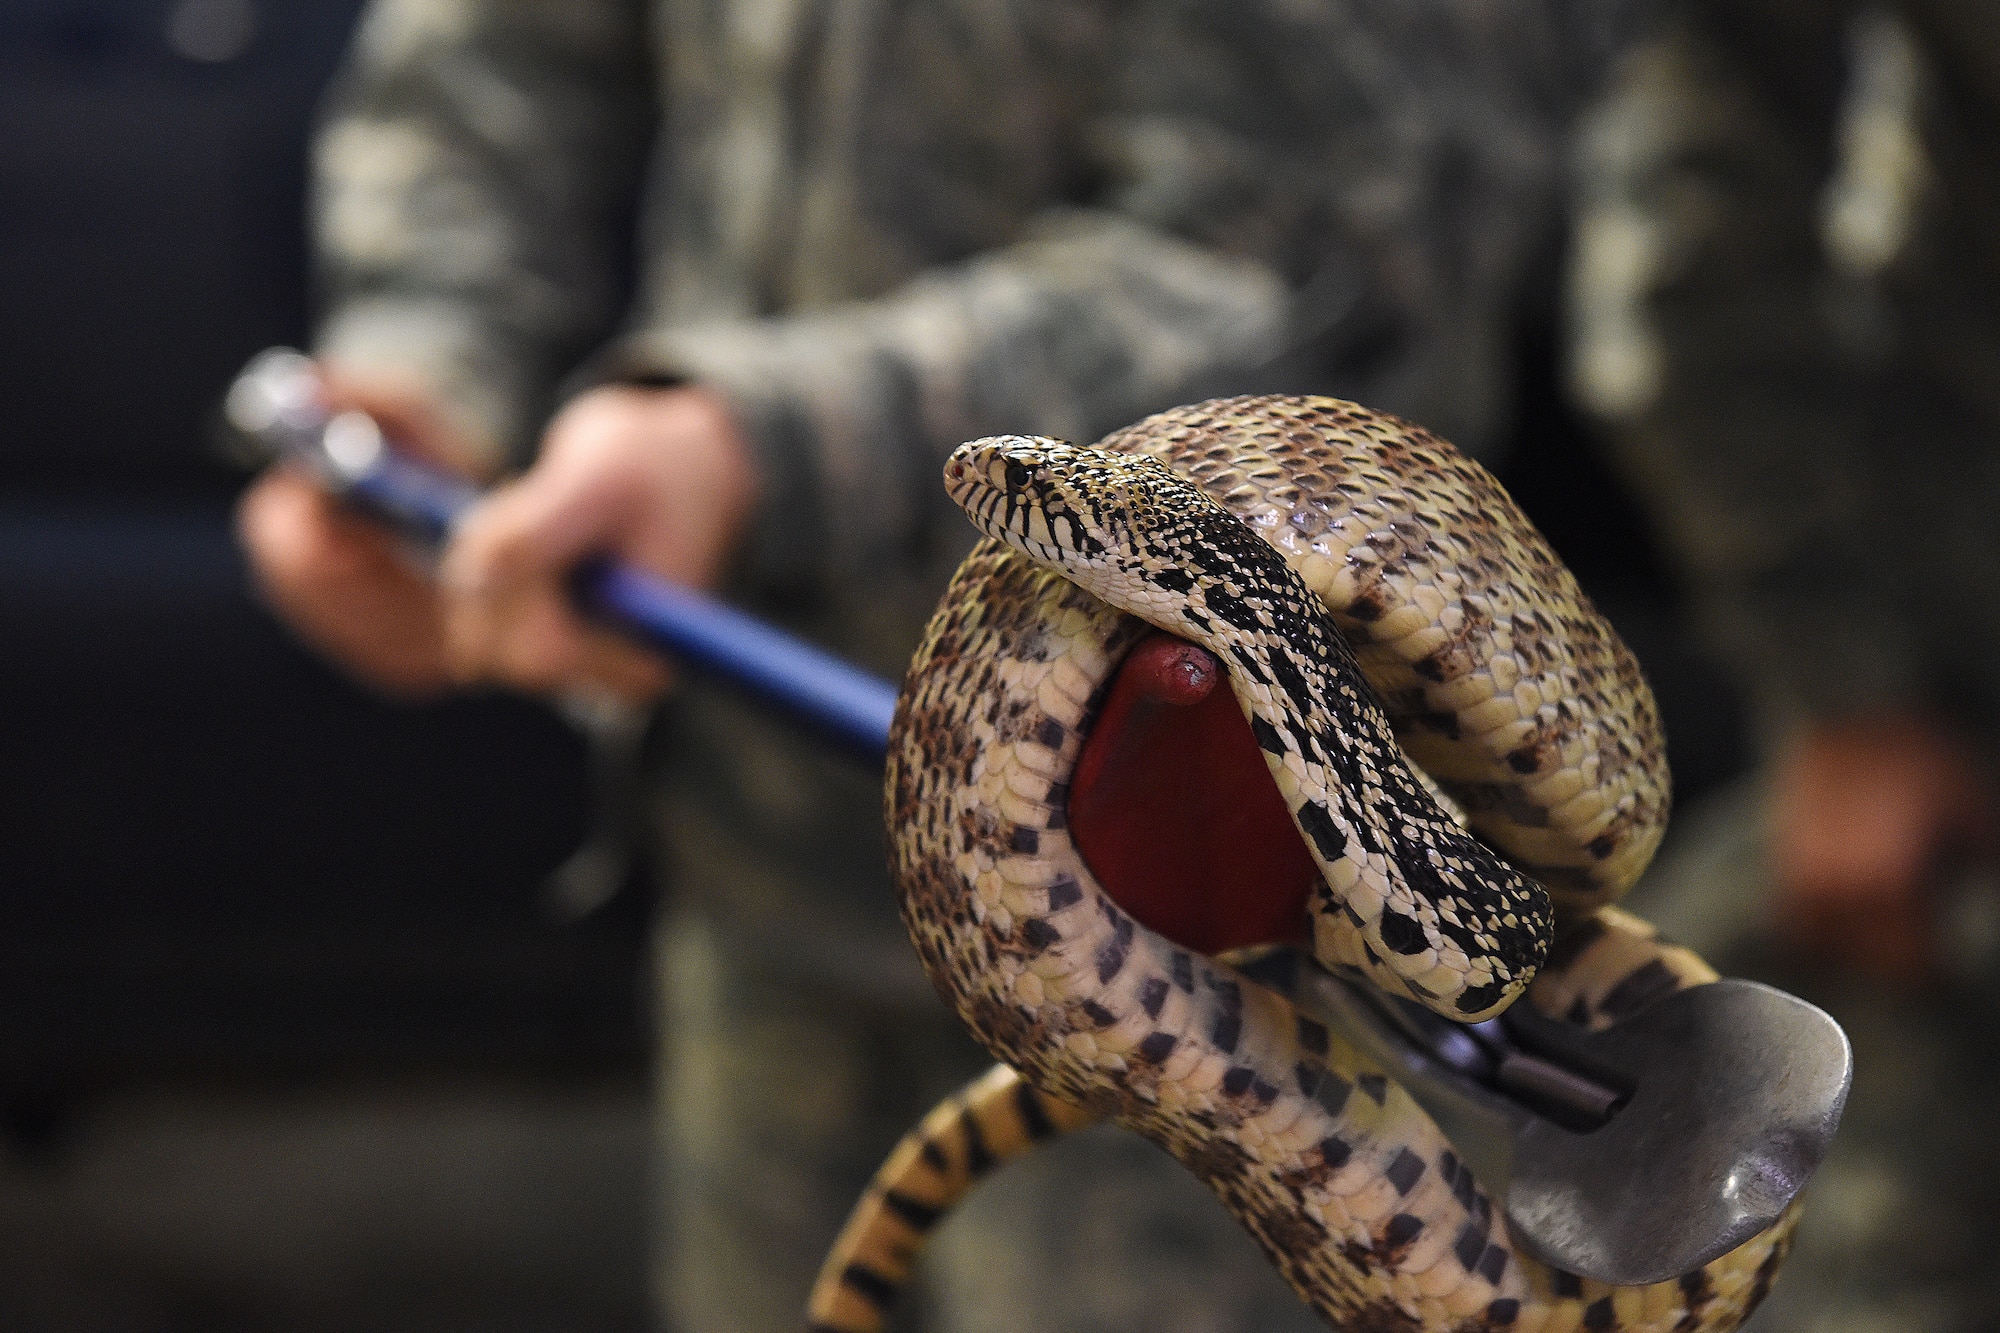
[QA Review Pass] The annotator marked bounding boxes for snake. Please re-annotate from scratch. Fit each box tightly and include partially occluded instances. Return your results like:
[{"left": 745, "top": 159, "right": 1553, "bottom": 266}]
[{"left": 807, "top": 396, "right": 1796, "bottom": 1333}]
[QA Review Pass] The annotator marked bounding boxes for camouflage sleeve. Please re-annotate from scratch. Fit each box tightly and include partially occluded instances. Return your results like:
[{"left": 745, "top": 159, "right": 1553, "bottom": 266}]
[
  {"left": 595, "top": 0, "right": 1634, "bottom": 607},
  {"left": 1566, "top": 4, "right": 2000, "bottom": 736},
  {"left": 603, "top": 211, "right": 1288, "bottom": 601},
  {"left": 310, "top": 0, "right": 653, "bottom": 468}
]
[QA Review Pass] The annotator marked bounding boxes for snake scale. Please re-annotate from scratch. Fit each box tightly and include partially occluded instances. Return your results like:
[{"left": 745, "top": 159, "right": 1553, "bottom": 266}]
[{"left": 809, "top": 397, "right": 1795, "bottom": 1333}]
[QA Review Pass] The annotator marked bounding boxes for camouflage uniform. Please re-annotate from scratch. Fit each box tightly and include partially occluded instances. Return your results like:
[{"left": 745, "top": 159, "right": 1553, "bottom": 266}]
[
  {"left": 313, "top": 2, "right": 1643, "bottom": 1328},
  {"left": 1568, "top": 0, "right": 2000, "bottom": 741},
  {"left": 1569, "top": 7, "right": 2000, "bottom": 1330}
]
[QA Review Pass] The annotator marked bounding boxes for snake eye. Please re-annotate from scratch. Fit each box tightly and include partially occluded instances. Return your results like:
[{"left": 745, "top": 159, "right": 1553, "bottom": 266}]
[{"left": 1003, "top": 459, "right": 1034, "bottom": 492}]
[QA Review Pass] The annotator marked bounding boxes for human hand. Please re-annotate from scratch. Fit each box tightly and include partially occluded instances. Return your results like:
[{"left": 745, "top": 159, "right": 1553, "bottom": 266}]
[
  {"left": 1768, "top": 714, "right": 1999, "bottom": 984},
  {"left": 236, "top": 365, "right": 488, "bottom": 698},
  {"left": 436, "top": 382, "right": 761, "bottom": 703}
]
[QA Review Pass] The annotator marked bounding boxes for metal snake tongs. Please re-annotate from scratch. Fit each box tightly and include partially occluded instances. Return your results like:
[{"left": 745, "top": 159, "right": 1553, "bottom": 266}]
[{"left": 1236, "top": 952, "right": 1851, "bottom": 1286}]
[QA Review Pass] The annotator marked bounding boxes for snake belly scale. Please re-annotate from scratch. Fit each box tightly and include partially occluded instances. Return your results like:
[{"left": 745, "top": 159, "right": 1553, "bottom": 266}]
[{"left": 817, "top": 397, "right": 1791, "bottom": 1333}]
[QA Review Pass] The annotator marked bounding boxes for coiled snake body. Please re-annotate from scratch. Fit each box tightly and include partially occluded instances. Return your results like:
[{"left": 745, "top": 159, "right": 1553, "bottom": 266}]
[{"left": 810, "top": 397, "right": 1793, "bottom": 1332}]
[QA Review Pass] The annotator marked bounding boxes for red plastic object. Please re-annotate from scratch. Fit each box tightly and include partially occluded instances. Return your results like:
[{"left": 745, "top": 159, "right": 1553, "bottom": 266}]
[{"left": 1067, "top": 632, "right": 1316, "bottom": 955}]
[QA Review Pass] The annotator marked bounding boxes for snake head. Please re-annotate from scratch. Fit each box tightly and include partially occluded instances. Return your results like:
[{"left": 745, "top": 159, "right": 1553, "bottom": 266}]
[{"left": 944, "top": 435, "right": 1181, "bottom": 579}]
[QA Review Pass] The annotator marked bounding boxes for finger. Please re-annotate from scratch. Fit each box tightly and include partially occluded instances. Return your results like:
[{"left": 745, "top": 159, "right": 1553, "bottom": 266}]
[
  {"left": 487, "top": 587, "right": 585, "bottom": 692},
  {"left": 443, "top": 575, "right": 668, "bottom": 703},
  {"left": 237, "top": 470, "right": 454, "bottom": 696},
  {"left": 439, "top": 568, "right": 502, "bottom": 687},
  {"left": 572, "top": 627, "right": 672, "bottom": 703},
  {"left": 442, "top": 449, "right": 641, "bottom": 598}
]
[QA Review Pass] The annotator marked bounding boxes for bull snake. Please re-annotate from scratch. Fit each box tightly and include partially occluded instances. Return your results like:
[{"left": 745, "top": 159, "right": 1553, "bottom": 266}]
[{"left": 809, "top": 397, "right": 1794, "bottom": 1332}]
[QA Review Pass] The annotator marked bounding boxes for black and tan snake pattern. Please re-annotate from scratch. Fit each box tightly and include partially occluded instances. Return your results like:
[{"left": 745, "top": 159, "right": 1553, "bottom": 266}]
[{"left": 810, "top": 397, "right": 1794, "bottom": 1332}]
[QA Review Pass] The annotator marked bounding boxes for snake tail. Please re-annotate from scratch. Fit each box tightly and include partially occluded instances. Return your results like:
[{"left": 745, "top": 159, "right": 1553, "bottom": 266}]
[{"left": 806, "top": 1064, "right": 1098, "bottom": 1333}]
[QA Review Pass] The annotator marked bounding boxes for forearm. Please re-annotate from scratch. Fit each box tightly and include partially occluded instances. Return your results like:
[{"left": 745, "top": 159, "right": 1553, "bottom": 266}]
[{"left": 311, "top": 0, "right": 652, "bottom": 466}]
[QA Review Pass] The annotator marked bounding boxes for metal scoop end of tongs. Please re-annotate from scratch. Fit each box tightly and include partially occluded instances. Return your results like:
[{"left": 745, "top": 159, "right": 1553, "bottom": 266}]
[{"left": 1266, "top": 958, "right": 1852, "bottom": 1287}]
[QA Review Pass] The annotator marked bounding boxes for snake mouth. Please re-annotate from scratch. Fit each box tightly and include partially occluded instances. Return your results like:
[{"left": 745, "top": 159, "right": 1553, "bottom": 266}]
[{"left": 1068, "top": 630, "right": 1317, "bottom": 956}]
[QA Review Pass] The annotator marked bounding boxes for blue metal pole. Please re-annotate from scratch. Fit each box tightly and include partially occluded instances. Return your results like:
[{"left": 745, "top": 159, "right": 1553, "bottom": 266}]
[{"left": 227, "top": 349, "right": 898, "bottom": 763}]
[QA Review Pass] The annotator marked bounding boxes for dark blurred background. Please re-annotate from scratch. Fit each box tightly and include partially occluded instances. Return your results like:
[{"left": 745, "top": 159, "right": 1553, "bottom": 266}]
[
  {"left": 0, "top": 1, "right": 1759, "bottom": 1329},
  {"left": 0, "top": 2, "right": 652, "bottom": 1327}
]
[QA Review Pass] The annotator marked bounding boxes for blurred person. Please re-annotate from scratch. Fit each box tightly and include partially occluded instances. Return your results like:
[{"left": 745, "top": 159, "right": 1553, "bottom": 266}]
[
  {"left": 1568, "top": 5, "right": 2000, "bottom": 1329},
  {"left": 238, "top": 1, "right": 1651, "bottom": 1329}
]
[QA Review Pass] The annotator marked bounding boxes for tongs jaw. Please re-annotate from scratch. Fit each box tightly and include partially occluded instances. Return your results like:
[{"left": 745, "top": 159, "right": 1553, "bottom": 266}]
[{"left": 1247, "top": 955, "right": 1851, "bottom": 1286}]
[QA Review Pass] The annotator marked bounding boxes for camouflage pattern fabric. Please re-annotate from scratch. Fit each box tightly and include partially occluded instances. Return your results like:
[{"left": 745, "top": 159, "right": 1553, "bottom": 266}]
[
  {"left": 1570, "top": 8, "right": 2000, "bottom": 1331},
  {"left": 312, "top": 2, "right": 1650, "bottom": 1328},
  {"left": 1567, "top": 0, "right": 2000, "bottom": 744}
]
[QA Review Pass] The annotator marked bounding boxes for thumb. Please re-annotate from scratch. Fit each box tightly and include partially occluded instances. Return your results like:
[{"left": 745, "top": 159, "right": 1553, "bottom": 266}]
[
  {"left": 317, "top": 361, "right": 499, "bottom": 480},
  {"left": 439, "top": 442, "right": 641, "bottom": 597}
]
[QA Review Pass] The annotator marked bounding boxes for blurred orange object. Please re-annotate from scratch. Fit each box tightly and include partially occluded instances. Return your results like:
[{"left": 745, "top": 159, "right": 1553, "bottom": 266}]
[{"left": 1770, "top": 714, "right": 2000, "bottom": 986}]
